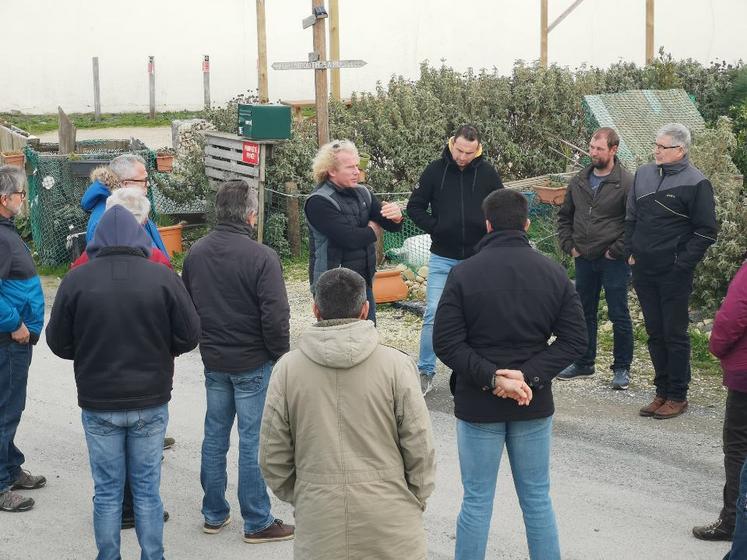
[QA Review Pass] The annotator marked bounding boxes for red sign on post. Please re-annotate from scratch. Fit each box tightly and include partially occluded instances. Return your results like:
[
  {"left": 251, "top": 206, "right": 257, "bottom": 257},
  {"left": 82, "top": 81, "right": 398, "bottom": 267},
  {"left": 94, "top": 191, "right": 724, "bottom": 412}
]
[
  {"left": 202, "top": 56, "right": 210, "bottom": 73},
  {"left": 242, "top": 141, "right": 260, "bottom": 165}
]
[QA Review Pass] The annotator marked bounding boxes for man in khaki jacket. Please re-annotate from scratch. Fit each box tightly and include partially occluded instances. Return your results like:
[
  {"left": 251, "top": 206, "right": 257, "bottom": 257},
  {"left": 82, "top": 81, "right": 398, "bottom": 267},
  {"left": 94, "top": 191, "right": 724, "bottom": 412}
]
[{"left": 260, "top": 268, "right": 436, "bottom": 559}]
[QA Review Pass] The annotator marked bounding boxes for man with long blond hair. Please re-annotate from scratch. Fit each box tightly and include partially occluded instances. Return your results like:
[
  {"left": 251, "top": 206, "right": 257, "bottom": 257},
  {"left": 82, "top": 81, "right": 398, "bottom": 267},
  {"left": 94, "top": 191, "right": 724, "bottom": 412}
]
[{"left": 305, "top": 139, "right": 403, "bottom": 323}]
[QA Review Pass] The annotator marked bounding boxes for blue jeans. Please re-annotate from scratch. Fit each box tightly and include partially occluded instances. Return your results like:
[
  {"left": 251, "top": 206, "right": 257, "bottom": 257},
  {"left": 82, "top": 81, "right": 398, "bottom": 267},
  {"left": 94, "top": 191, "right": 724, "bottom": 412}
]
[
  {"left": 82, "top": 404, "right": 168, "bottom": 560},
  {"left": 201, "top": 362, "right": 275, "bottom": 534},
  {"left": 726, "top": 458, "right": 747, "bottom": 559},
  {"left": 574, "top": 256, "right": 633, "bottom": 371},
  {"left": 455, "top": 417, "right": 559, "bottom": 560},
  {"left": 418, "top": 253, "right": 460, "bottom": 375},
  {"left": 0, "top": 343, "right": 32, "bottom": 493}
]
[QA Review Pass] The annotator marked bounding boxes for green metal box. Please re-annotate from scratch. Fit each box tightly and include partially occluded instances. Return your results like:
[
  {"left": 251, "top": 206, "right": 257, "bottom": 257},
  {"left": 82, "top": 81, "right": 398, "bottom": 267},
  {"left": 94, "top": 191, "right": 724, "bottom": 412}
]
[{"left": 237, "top": 103, "right": 292, "bottom": 140}]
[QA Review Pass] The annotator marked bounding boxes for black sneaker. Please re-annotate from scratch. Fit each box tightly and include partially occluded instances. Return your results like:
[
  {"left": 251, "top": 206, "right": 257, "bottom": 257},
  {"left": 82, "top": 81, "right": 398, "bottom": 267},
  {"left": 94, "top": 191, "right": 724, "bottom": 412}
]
[
  {"left": 121, "top": 510, "right": 170, "bottom": 530},
  {"left": 203, "top": 514, "right": 231, "bottom": 534},
  {"left": 692, "top": 518, "right": 733, "bottom": 541},
  {"left": 556, "top": 363, "right": 595, "bottom": 381},
  {"left": 612, "top": 369, "right": 630, "bottom": 390}
]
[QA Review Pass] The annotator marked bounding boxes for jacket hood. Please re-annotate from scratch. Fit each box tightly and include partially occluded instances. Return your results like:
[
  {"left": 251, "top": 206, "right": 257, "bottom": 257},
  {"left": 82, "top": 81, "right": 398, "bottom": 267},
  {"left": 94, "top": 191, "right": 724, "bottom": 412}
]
[
  {"left": 80, "top": 180, "right": 111, "bottom": 212},
  {"left": 442, "top": 138, "right": 484, "bottom": 170},
  {"left": 298, "top": 319, "right": 379, "bottom": 369},
  {"left": 86, "top": 205, "right": 151, "bottom": 259}
]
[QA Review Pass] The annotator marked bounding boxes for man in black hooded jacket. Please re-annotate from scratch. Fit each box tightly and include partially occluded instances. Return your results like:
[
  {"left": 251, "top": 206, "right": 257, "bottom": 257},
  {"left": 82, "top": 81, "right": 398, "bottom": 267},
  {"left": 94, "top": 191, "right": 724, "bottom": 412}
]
[
  {"left": 407, "top": 124, "right": 503, "bottom": 395},
  {"left": 46, "top": 206, "right": 200, "bottom": 560}
]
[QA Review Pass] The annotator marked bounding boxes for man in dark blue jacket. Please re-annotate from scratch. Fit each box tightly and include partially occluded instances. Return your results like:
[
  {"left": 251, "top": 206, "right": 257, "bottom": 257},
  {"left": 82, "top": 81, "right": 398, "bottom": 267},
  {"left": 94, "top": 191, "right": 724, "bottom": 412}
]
[
  {"left": 626, "top": 123, "right": 717, "bottom": 419},
  {"left": 46, "top": 206, "right": 200, "bottom": 560},
  {"left": 0, "top": 165, "right": 46, "bottom": 513},
  {"left": 407, "top": 125, "right": 503, "bottom": 395},
  {"left": 182, "top": 180, "right": 295, "bottom": 544},
  {"left": 434, "top": 189, "right": 586, "bottom": 560}
]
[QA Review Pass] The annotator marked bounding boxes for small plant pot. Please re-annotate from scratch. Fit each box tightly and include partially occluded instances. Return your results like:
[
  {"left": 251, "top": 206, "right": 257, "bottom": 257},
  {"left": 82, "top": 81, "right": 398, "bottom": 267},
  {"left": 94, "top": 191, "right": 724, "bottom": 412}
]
[
  {"left": 534, "top": 185, "right": 567, "bottom": 206},
  {"left": 156, "top": 154, "right": 174, "bottom": 172},
  {"left": 157, "top": 223, "right": 183, "bottom": 257},
  {"left": 372, "top": 269, "right": 409, "bottom": 304},
  {"left": 1, "top": 152, "right": 25, "bottom": 168}
]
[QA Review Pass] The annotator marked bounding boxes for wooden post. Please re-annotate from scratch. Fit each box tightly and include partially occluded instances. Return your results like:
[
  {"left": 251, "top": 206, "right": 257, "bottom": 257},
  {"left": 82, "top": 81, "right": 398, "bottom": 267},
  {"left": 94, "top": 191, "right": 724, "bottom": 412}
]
[
  {"left": 148, "top": 56, "right": 156, "bottom": 119},
  {"left": 312, "top": 0, "right": 330, "bottom": 146},
  {"left": 256, "top": 0, "right": 269, "bottom": 103},
  {"left": 285, "top": 181, "right": 301, "bottom": 257},
  {"left": 58, "top": 107, "right": 76, "bottom": 154},
  {"left": 329, "top": 0, "right": 341, "bottom": 101},
  {"left": 92, "top": 57, "right": 101, "bottom": 122},
  {"left": 540, "top": 0, "right": 548, "bottom": 68},
  {"left": 257, "top": 143, "right": 267, "bottom": 243},
  {"left": 646, "top": 0, "right": 655, "bottom": 64},
  {"left": 202, "top": 55, "right": 211, "bottom": 109}
]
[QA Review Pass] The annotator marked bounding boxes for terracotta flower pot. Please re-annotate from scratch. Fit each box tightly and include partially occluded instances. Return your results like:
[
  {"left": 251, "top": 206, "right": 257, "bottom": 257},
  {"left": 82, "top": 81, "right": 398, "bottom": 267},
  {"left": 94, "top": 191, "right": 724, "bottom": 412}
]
[
  {"left": 156, "top": 154, "right": 174, "bottom": 172},
  {"left": 372, "top": 269, "right": 409, "bottom": 304},
  {"left": 157, "top": 224, "right": 183, "bottom": 257},
  {"left": 1, "top": 152, "right": 25, "bottom": 169},
  {"left": 534, "top": 185, "right": 567, "bottom": 206}
]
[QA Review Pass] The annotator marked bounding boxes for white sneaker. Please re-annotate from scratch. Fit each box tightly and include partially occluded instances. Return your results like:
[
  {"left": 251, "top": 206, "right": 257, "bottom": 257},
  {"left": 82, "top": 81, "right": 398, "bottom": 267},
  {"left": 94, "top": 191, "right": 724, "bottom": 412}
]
[{"left": 419, "top": 373, "right": 434, "bottom": 397}]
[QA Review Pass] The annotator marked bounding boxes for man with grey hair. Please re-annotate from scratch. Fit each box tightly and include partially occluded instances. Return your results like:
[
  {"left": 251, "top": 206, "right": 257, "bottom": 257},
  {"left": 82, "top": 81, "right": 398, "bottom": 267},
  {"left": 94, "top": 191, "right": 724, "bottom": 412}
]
[
  {"left": 81, "top": 153, "right": 169, "bottom": 259},
  {"left": 260, "top": 267, "right": 435, "bottom": 559},
  {"left": 182, "top": 180, "right": 294, "bottom": 543},
  {"left": 72, "top": 188, "right": 172, "bottom": 270},
  {"left": 0, "top": 166, "right": 46, "bottom": 513},
  {"left": 625, "top": 123, "right": 717, "bottom": 419}
]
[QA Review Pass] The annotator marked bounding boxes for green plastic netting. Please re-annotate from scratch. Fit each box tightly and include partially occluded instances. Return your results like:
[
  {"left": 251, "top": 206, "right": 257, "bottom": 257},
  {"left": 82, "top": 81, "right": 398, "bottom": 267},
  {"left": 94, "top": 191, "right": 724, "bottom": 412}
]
[
  {"left": 583, "top": 89, "right": 706, "bottom": 170},
  {"left": 25, "top": 141, "right": 157, "bottom": 265}
]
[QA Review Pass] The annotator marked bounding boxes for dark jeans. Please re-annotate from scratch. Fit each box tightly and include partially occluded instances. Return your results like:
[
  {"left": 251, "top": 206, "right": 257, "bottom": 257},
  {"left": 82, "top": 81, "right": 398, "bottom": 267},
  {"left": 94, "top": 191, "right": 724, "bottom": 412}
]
[
  {"left": 632, "top": 267, "right": 693, "bottom": 401},
  {"left": 721, "top": 390, "right": 747, "bottom": 529},
  {"left": 365, "top": 286, "right": 376, "bottom": 325},
  {"left": 0, "top": 343, "right": 32, "bottom": 493},
  {"left": 725, "top": 457, "right": 747, "bottom": 560},
  {"left": 574, "top": 256, "right": 633, "bottom": 371}
]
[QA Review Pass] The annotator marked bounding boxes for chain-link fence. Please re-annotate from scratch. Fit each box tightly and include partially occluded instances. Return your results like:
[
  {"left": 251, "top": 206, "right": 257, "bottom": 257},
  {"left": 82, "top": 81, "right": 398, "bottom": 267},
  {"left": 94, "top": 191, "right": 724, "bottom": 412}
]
[{"left": 259, "top": 182, "right": 565, "bottom": 272}]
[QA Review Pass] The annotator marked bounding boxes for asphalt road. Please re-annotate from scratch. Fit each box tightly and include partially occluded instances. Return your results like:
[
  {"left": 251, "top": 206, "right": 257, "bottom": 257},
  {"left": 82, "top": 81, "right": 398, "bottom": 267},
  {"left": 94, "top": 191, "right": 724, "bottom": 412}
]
[{"left": 1, "top": 282, "right": 733, "bottom": 559}]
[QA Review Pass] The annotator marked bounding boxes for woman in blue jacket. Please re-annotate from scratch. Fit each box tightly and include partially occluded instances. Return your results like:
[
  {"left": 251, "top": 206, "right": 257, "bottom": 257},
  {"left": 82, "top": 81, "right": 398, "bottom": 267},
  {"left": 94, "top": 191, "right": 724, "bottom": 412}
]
[{"left": 81, "top": 154, "right": 169, "bottom": 260}]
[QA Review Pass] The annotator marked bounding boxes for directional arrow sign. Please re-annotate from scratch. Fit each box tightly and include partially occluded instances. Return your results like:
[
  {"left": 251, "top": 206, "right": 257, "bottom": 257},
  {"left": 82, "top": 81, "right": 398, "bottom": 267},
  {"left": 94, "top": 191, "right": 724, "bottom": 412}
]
[{"left": 272, "top": 59, "right": 366, "bottom": 71}]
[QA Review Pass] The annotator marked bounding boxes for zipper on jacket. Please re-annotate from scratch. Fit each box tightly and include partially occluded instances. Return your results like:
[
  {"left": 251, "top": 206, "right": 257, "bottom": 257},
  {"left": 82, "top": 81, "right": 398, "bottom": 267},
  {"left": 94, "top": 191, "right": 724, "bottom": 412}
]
[{"left": 460, "top": 171, "right": 466, "bottom": 259}]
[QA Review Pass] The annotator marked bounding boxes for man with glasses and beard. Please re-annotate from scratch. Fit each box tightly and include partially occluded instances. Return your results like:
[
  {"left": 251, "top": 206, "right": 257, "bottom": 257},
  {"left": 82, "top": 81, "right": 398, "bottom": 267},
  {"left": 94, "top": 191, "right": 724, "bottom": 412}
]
[
  {"left": 556, "top": 128, "right": 634, "bottom": 390},
  {"left": 0, "top": 166, "right": 46, "bottom": 513}
]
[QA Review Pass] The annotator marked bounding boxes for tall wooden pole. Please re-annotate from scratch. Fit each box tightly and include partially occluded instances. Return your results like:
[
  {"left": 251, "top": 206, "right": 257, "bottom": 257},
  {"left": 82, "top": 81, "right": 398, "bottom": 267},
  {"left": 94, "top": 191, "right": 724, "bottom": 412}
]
[
  {"left": 148, "top": 56, "right": 156, "bottom": 119},
  {"left": 329, "top": 0, "right": 341, "bottom": 100},
  {"left": 92, "top": 57, "right": 101, "bottom": 121},
  {"left": 645, "top": 0, "right": 655, "bottom": 64},
  {"left": 203, "top": 55, "right": 211, "bottom": 109},
  {"left": 312, "top": 0, "right": 330, "bottom": 146},
  {"left": 256, "top": 0, "right": 269, "bottom": 103},
  {"left": 540, "top": 0, "right": 548, "bottom": 68}
]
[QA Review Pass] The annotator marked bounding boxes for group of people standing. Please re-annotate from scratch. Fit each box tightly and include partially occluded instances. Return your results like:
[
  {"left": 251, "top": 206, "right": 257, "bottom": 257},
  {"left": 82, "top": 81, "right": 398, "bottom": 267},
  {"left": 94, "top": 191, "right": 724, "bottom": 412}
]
[{"left": 0, "top": 117, "right": 744, "bottom": 559}]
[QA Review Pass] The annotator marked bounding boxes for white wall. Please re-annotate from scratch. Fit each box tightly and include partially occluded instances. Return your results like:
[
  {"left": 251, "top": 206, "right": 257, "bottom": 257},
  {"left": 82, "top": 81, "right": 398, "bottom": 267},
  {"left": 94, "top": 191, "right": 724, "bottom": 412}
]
[{"left": 0, "top": 0, "right": 744, "bottom": 114}]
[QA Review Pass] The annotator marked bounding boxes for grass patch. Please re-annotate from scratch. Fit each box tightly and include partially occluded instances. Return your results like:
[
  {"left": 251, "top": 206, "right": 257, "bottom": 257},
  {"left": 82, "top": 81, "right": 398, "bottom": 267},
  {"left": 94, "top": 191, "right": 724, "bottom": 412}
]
[
  {"left": 35, "top": 262, "right": 69, "bottom": 278},
  {"left": 282, "top": 254, "right": 310, "bottom": 284},
  {"left": 1, "top": 111, "right": 203, "bottom": 135}
]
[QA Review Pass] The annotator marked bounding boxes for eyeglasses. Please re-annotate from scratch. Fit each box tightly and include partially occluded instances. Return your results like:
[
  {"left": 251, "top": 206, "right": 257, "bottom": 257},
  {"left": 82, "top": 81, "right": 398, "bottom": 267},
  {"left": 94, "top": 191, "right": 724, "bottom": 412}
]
[
  {"left": 4, "top": 190, "right": 26, "bottom": 199},
  {"left": 125, "top": 178, "right": 151, "bottom": 188},
  {"left": 652, "top": 143, "right": 682, "bottom": 151}
]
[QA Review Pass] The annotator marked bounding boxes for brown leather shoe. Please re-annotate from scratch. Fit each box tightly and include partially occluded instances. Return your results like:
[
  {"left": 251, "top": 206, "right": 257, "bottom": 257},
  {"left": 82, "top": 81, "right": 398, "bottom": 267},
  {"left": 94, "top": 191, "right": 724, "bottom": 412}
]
[
  {"left": 654, "top": 400, "right": 688, "bottom": 419},
  {"left": 243, "top": 519, "right": 295, "bottom": 544},
  {"left": 639, "top": 396, "right": 666, "bottom": 417}
]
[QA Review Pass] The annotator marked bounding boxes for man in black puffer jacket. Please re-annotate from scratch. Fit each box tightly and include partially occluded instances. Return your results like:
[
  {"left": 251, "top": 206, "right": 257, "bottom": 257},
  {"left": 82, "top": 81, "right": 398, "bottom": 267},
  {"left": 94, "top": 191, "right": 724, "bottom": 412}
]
[
  {"left": 625, "top": 123, "right": 717, "bottom": 420},
  {"left": 434, "top": 189, "right": 586, "bottom": 560},
  {"left": 407, "top": 124, "right": 503, "bottom": 395},
  {"left": 46, "top": 205, "right": 200, "bottom": 560}
]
